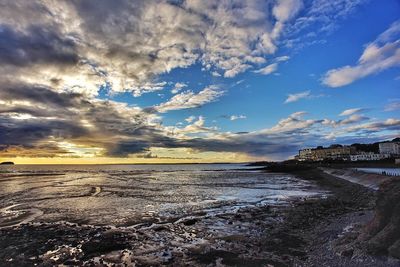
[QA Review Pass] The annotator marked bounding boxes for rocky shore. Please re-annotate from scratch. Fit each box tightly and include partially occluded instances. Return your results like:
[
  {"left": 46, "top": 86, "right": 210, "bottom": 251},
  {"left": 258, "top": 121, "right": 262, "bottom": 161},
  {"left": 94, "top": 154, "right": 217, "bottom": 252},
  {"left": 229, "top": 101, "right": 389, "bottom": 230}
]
[
  {"left": 264, "top": 164, "right": 400, "bottom": 266},
  {"left": 0, "top": 165, "right": 399, "bottom": 266}
]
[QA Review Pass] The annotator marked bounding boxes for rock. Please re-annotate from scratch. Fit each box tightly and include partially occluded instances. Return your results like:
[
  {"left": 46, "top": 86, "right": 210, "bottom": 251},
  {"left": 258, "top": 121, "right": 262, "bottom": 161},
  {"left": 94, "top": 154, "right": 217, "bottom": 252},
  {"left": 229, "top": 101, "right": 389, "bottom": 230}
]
[
  {"left": 0, "top": 161, "right": 14, "bottom": 165},
  {"left": 81, "top": 231, "right": 128, "bottom": 258},
  {"left": 182, "top": 218, "right": 198, "bottom": 226},
  {"left": 389, "top": 240, "right": 400, "bottom": 259},
  {"left": 360, "top": 177, "right": 400, "bottom": 258},
  {"left": 153, "top": 225, "right": 168, "bottom": 232},
  {"left": 340, "top": 248, "right": 354, "bottom": 257}
]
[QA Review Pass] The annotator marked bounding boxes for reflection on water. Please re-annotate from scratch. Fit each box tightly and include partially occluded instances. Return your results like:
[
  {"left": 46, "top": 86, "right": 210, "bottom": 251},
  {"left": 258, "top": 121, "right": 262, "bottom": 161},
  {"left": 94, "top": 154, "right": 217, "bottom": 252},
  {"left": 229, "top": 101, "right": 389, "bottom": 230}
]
[{"left": 0, "top": 164, "right": 325, "bottom": 227}]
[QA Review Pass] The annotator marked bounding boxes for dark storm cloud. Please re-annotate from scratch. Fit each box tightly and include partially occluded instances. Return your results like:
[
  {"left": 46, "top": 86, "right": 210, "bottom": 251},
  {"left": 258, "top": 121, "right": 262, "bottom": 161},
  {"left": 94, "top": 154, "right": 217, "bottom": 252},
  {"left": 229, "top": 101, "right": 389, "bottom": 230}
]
[
  {"left": 0, "top": 83, "right": 176, "bottom": 156},
  {"left": 0, "top": 24, "right": 78, "bottom": 67},
  {"left": 0, "top": 107, "right": 52, "bottom": 118},
  {"left": 0, "top": 120, "right": 88, "bottom": 146},
  {"left": 105, "top": 141, "right": 150, "bottom": 157},
  {"left": 2, "top": 81, "right": 397, "bottom": 159},
  {"left": 108, "top": 136, "right": 300, "bottom": 158},
  {"left": 0, "top": 83, "right": 81, "bottom": 108},
  {"left": 0, "top": 82, "right": 305, "bottom": 158},
  {"left": 0, "top": 144, "right": 72, "bottom": 158},
  {"left": 176, "top": 136, "right": 302, "bottom": 157}
]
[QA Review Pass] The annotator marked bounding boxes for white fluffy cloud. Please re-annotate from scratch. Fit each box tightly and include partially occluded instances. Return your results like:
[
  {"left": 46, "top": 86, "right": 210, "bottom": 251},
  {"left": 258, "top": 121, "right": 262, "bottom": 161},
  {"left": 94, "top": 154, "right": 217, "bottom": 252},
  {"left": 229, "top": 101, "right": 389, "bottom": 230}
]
[
  {"left": 284, "top": 90, "right": 310, "bottom": 103},
  {"left": 385, "top": 99, "right": 400, "bottom": 111},
  {"left": 285, "top": 0, "right": 367, "bottom": 49},
  {"left": 323, "top": 20, "right": 400, "bottom": 87},
  {"left": 185, "top": 116, "right": 196, "bottom": 123},
  {"left": 275, "top": 55, "right": 290, "bottom": 62},
  {"left": 0, "top": 0, "right": 372, "bottom": 98},
  {"left": 254, "top": 63, "right": 278, "bottom": 75},
  {"left": 0, "top": 0, "right": 294, "bottom": 97},
  {"left": 261, "top": 111, "right": 318, "bottom": 134},
  {"left": 230, "top": 115, "right": 247, "bottom": 121},
  {"left": 339, "top": 114, "right": 369, "bottom": 125},
  {"left": 339, "top": 108, "right": 363, "bottom": 116},
  {"left": 284, "top": 90, "right": 325, "bottom": 103},
  {"left": 156, "top": 85, "right": 224, "bottom": 113},
  {"left": 272, "top": 0, "right": 303, "bottom": 39},
  {"left": 171, "top": 82, "right": 188, "bottom": 94},
  {"left": 2, "top": 0, "right": 395, "bottom": 161}
]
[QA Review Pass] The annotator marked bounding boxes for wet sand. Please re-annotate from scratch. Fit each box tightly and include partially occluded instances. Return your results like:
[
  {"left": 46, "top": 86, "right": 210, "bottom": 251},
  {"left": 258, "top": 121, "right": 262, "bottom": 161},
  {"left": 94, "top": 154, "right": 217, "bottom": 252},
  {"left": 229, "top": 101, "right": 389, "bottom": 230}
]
[{"left": 1, "top": 166, "right": 399, "bottom": 266}]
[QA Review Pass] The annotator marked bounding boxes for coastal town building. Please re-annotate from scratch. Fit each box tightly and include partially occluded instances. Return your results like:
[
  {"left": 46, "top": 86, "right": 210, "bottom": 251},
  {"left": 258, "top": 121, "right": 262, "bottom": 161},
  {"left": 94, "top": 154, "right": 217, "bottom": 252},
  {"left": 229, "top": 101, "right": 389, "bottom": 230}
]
[
  {"left": 297, "top": 146, "right": 356, "bottom": 161},
  {"left": 379, "top": 142, "right": 400, "bottom": 155},
  {"left": 298, "top": 148, "right": 313, "bottom": 161},
  {"left": 350, "top": 152, "right": 391, "bottom": 162},
  {"left": 296, "top": 140, "right": 400, "bottom": 162}
]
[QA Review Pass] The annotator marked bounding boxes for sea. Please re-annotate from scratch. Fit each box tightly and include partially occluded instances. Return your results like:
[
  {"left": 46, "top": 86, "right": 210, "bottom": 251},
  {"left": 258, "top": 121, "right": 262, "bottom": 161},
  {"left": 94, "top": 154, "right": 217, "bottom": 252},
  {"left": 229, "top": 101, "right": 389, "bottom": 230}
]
[{"left": 0, "top": 164, "right": 325, "bottom": 228}]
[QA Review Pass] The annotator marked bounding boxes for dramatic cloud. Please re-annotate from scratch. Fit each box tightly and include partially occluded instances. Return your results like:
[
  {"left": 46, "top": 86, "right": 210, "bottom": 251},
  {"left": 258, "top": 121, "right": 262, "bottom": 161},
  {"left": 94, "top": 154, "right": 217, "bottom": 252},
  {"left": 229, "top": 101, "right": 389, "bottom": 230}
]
[
  {"left": 0, "top": 82, "right": 167, "bottom": 157},
  {"left": 0, "top": 82, "right": 398, "bottom": 160},
  {"left": 0, "top": 0, "right": 371, "bottom": 99},
  {"left": 0, "top": 0, "right": 303, "bottom": 97},
  {"left": 323, "top": 20, "right": 400, "bottom": 87},
  {"left": 0, "top": 25, "right": 78, "bottom": 67},
  {"left": 0, "top": 0, "right": 395, "bottom": 162},
  {"left": 155, "top": 85, "right": 224, "bottom": 113}
]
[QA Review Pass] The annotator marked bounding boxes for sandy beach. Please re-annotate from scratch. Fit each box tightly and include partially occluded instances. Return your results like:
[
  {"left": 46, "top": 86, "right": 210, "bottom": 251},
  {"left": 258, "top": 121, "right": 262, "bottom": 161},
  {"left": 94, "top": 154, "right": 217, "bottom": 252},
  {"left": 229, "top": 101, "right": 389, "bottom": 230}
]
[{"left": 0, "top": 164, "right": 398, "bottom": 266}]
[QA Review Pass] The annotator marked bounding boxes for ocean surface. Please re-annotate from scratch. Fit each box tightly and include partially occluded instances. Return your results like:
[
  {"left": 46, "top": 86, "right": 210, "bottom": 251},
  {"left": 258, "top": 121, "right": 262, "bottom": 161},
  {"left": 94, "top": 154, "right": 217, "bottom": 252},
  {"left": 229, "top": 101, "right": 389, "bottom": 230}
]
[{"left": 0, "top": 164, "right": 325, "bottom": 228}]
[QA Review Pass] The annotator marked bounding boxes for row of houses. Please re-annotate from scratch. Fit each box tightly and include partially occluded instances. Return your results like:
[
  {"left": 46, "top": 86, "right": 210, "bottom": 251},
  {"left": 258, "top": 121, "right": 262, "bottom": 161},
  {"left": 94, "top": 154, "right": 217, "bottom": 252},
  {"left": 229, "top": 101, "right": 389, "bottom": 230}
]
[{"left": 295, "top": 142, "right": 400, "bottom": 162}]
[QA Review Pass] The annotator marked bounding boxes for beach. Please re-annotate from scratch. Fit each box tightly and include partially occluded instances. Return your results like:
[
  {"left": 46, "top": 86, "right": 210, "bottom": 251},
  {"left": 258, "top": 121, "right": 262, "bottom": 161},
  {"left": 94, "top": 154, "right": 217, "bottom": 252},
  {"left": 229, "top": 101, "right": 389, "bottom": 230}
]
[{"left": 0, "top": 164, "right": 399, "bottom": 266}]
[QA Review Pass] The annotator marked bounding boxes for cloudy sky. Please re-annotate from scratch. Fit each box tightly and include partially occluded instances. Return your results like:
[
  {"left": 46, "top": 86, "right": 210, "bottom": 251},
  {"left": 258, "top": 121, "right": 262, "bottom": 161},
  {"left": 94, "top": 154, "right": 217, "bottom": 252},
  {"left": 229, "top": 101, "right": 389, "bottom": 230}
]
[{"left": 0, "top": 0, "right": 399, "bottom": 164}]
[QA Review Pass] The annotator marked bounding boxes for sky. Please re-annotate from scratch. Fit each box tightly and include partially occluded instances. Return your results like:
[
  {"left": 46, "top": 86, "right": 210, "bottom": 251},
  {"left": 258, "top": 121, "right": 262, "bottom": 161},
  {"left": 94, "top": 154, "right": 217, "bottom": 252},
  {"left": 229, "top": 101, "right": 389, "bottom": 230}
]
[{"left": 0, "top": 0, "right": 399, "bottom": 164}]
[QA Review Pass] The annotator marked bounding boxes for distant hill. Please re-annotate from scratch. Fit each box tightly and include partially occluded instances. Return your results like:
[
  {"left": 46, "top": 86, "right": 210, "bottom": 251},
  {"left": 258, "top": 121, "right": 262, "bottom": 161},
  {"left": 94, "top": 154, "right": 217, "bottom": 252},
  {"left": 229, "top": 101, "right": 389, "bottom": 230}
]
[
  {"left": 0, "top": 161, "right": 14, "bottom": 165},
  {"left": 350, "top": 143, "right": 379, "bottom": 153},
  {"left": 350, "top": 137, "right": 399, "bottom": 153}
]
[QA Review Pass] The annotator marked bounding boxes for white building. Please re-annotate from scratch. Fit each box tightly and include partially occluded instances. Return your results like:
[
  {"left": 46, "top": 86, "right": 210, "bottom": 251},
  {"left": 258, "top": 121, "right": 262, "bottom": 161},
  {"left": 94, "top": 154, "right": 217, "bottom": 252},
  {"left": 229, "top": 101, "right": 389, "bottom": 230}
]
[
  {"left": 350, "top": 152, "right": 391, "bottom": 161},
  {"left": 379, "top": 142, "right": 400, "bottom": 155},
  {"left": 298, "top": 146, "right": 356, "bottom": 161},
  {"left": 298, "top": 148, "right": 313, "bottom": 161}
]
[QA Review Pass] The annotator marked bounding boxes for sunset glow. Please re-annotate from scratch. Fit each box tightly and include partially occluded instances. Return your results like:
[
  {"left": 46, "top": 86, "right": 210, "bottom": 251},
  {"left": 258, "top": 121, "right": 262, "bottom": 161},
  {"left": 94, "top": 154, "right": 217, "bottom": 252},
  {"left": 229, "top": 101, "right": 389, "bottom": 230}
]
[{"left": 0, "top": 0, "right": 399, "bottom": 164}]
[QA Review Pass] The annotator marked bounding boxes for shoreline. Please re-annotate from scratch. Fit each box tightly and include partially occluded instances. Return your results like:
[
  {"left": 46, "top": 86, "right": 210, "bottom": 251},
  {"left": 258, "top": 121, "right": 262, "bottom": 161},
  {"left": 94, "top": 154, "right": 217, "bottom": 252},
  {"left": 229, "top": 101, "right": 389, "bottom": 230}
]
[
  {"left": 0, "top": 166, "right": 399, "bottom": 266},
  {"left": 264, "top": 165, "right": 400, "bottom": 266}
]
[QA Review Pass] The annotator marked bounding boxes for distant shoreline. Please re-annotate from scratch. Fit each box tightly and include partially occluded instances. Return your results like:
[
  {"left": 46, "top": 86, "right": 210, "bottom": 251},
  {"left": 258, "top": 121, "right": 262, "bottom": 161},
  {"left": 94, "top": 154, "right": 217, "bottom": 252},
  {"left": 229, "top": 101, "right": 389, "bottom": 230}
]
[{"left": 0, "top": 162, "right": 250, "bottom": 166}]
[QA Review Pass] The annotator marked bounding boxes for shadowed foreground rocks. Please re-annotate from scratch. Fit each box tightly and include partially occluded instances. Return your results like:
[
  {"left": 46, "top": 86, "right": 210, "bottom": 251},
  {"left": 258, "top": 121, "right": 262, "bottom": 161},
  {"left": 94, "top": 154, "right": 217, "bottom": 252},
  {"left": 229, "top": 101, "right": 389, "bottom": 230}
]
[{"left": 360, "top": 177, "right": 400, "bottom": 258}]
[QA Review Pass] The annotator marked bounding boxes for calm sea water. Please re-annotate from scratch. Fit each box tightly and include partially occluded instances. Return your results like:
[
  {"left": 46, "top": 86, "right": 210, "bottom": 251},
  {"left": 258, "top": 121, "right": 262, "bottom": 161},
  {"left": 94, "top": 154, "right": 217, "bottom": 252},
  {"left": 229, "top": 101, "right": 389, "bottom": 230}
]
[{"left": 0, "top": 164, "right": 324, "bottom": 227}]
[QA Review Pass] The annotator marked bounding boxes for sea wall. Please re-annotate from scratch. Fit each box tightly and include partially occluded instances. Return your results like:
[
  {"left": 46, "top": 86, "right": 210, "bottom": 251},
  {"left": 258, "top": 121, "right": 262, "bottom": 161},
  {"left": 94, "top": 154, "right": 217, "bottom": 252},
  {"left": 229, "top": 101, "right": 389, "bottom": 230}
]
[
  {"left": 321, "top": 168, "right": 390, "bottom": 190},
  {"left": 359, "top": 177, "right": 400, "bottom": 259}
]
